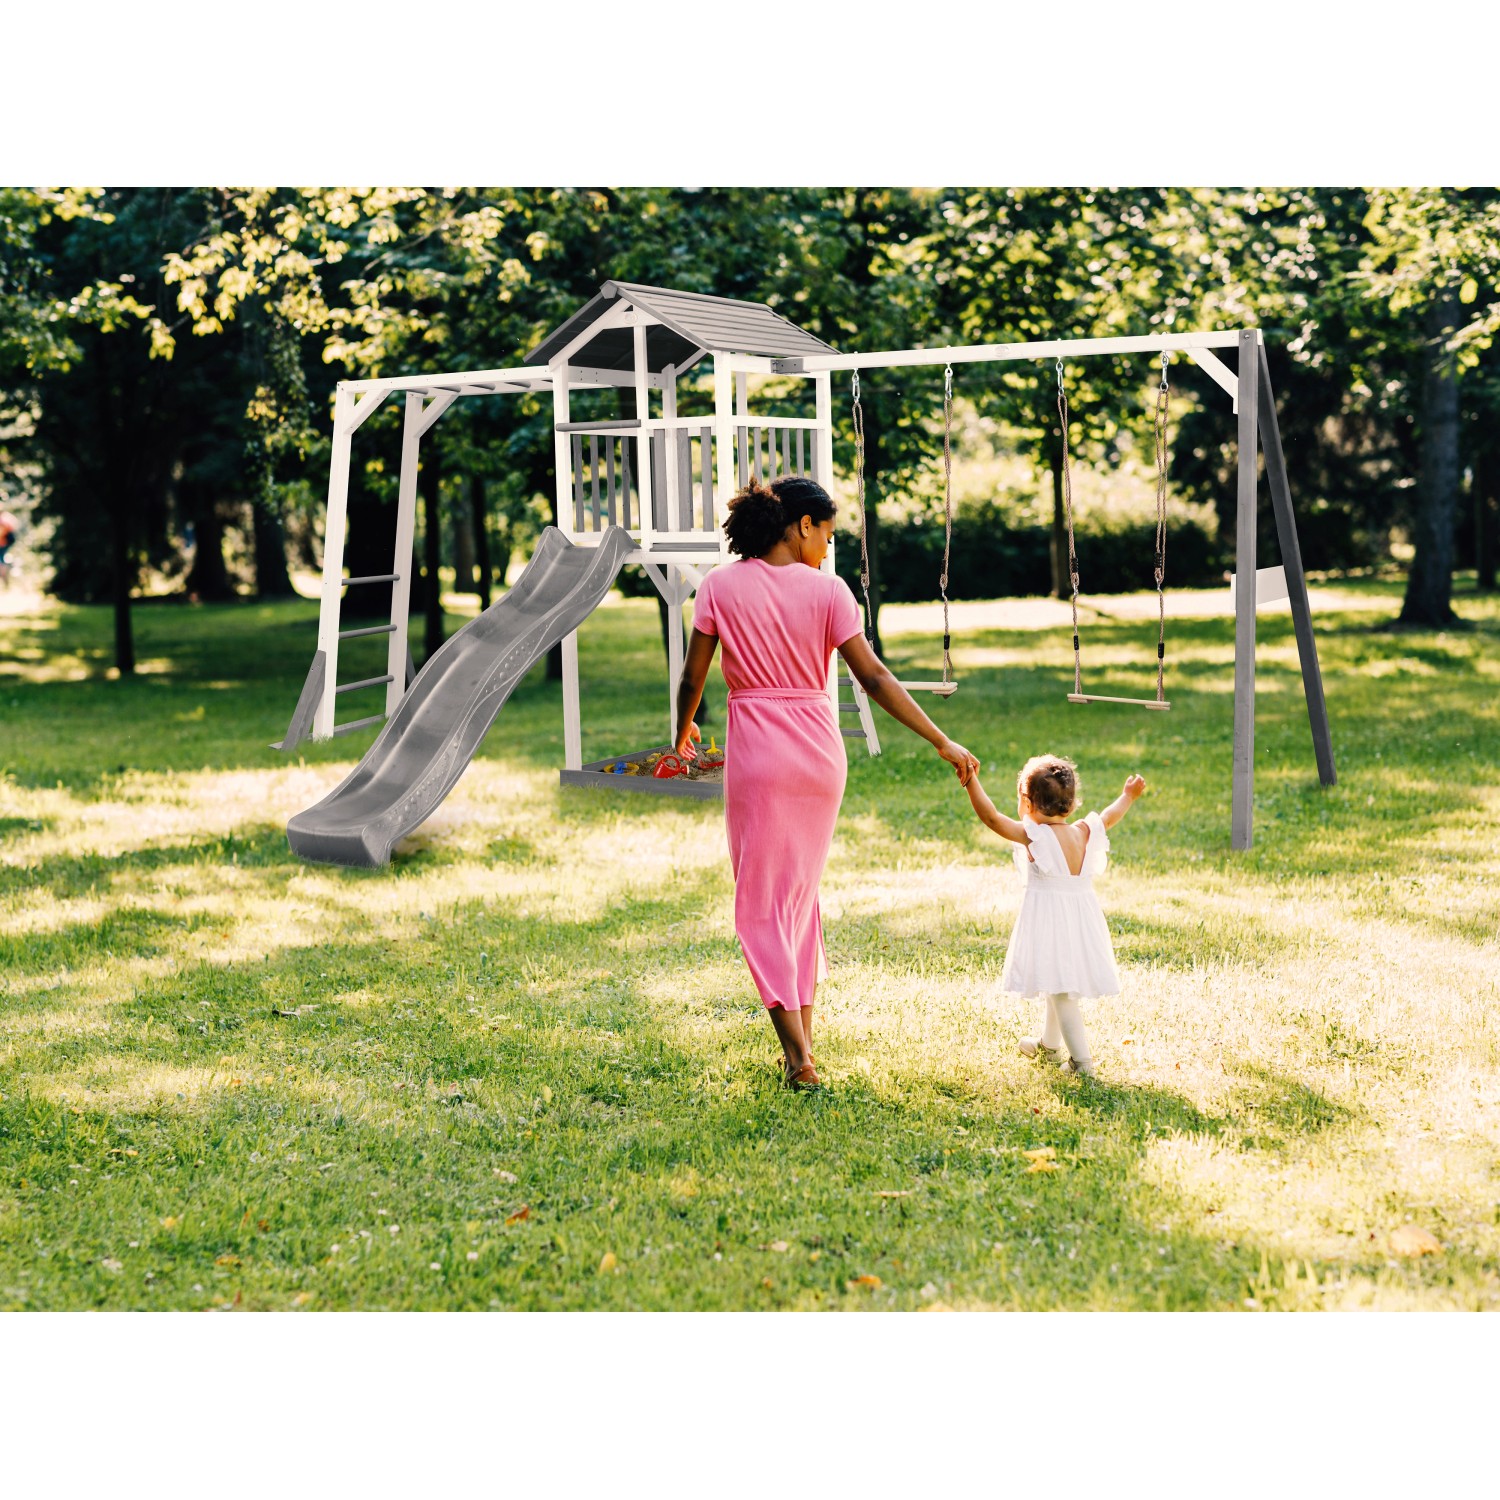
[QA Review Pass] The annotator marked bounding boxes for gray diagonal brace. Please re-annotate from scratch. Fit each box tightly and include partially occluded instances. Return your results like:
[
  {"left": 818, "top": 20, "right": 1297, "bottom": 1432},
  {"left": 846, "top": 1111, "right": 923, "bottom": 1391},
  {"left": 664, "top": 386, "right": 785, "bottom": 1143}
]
[
  {"left": 1257, "top": 345, "right": 1336, "bottom": 788},
  {"left": 274, "top": 650, "right": 326, "bottom": 752}
]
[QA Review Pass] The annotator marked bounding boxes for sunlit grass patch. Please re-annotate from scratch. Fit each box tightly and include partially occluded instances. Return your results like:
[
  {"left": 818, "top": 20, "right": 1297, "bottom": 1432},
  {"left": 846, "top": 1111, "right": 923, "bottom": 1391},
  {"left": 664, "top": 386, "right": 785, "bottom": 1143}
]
[{"left": 1, "top": 579, "right": 1497, "bottom": 1308}]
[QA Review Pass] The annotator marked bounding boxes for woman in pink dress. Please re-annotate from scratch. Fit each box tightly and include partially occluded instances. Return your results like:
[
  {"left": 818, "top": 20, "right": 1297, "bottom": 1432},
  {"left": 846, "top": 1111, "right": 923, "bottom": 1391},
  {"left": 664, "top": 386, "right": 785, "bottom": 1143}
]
[{"left": 674, "top": 477, "right": 979, "bottom": 1090}]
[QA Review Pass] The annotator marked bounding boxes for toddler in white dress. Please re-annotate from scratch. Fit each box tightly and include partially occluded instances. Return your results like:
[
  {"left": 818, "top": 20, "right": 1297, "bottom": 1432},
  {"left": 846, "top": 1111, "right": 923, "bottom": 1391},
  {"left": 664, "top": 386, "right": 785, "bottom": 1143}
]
[{"left": 960, "top": 754, "right": 1145, "bottom": 1077}]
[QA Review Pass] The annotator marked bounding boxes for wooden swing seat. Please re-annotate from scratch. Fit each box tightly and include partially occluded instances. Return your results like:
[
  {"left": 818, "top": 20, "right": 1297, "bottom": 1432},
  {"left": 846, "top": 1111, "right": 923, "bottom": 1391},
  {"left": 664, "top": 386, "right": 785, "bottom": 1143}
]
[
  {"left": 1067, "top": 693, "right": 1170, "bottom": 711},
  {"left": 897, "top": 679, "right": 959, "bottom": 697}
]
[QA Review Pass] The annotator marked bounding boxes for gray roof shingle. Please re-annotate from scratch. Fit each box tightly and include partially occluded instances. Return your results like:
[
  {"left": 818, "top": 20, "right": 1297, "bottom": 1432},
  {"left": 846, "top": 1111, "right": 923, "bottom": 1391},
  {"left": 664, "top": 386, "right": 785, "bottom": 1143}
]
[{"left": 528, "top": 281, "right": 836, "bottom": 372}]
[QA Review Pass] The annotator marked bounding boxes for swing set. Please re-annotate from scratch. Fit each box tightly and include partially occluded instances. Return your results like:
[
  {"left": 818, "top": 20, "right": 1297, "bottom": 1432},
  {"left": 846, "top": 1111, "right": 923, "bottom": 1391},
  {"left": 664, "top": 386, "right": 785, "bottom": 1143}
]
[
  {"left": 848, "top": 349, "right": 1179, "bottom": 712},
  {"left": 784, "top": 325, "right": 1337, "bottom": 849}
]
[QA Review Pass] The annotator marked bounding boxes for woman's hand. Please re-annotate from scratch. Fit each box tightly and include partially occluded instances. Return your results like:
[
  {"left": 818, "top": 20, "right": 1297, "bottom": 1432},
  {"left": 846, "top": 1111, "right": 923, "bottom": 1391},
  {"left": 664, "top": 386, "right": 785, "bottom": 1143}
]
[
  {"left": 674, "top": 719, "right": 702, "bottom": 761},
  {"left": 937, "top": 737, "right": 979, "bottom": 787}
]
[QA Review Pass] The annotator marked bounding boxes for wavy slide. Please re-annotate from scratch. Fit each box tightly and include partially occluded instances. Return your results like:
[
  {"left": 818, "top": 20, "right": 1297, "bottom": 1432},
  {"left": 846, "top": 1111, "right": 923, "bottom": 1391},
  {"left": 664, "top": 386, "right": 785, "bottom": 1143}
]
[{"left": 287, "top": 526, "right": 635, "bottom": 868}]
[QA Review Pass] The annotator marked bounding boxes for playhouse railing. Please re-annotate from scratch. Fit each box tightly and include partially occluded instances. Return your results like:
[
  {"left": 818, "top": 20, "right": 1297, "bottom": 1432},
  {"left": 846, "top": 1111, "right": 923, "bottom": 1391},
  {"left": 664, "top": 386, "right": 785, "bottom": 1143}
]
[
  {"left": 559, "top": 416, "right": 824, "bottom": 552},
  {"left": 735, "top": 419, "right": 823, "bottom": 486}
]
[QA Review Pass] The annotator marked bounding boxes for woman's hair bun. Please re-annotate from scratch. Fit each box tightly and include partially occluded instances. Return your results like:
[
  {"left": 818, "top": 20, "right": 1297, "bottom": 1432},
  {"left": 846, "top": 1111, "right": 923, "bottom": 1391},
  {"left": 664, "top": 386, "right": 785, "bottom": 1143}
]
[{"left": 722, "top": 475, "right": 836, "bottom": 559}]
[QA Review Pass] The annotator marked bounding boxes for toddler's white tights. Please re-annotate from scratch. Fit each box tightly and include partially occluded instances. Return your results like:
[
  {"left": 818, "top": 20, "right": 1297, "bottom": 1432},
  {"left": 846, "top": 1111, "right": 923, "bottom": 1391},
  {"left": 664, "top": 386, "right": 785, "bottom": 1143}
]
[{"left": 1038, "top": 993, "right": 1093, "bottom": 1068}]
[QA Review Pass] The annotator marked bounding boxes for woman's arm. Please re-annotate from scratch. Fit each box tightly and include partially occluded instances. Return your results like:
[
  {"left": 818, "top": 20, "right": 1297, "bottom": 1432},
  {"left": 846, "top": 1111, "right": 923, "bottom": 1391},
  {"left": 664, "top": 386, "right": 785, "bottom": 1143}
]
[
  {"left": 837, "top": 633, "right": 979, "bottom": 783},
  {"left": 964, "top": 774, "right": 1030, "bottom": 845},
  {"left": 1098, "top": 773, "right": 1147, "bottom": 830},
  {"left": 673, "top": 628, "right": 719, "bottom": 757}
]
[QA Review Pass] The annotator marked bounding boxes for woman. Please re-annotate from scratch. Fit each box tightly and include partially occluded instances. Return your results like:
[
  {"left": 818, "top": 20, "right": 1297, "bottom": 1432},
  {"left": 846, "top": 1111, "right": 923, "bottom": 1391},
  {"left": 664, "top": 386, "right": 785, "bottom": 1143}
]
[{"left": 675, "top": 476, "right": 980, "bottom": 1090}]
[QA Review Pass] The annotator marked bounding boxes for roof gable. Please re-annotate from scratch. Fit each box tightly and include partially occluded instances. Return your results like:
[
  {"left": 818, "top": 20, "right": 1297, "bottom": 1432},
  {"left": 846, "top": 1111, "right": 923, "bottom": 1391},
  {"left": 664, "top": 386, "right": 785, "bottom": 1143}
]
[{"left": 528, "top": 281, "right": 836, "bottom": 372}]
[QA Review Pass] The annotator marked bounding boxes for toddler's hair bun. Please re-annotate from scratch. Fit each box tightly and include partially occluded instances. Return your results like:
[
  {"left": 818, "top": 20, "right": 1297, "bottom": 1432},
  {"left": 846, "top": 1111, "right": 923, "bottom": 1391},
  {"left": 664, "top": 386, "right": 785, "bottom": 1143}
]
[{"left": 1018, "top": 754, "right": 1079, "bottom": 819}]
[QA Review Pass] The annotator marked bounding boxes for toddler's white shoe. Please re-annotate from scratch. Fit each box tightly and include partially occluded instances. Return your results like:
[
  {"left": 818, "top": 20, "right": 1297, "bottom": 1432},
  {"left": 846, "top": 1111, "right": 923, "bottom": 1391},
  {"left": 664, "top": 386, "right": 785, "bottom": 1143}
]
[
  {"left": 1060, "top": 1057, "right": 1096, "bottom": 1079},
  {"left": 1019, "top": 1038, "right": 1061, "bottom": 1063}
]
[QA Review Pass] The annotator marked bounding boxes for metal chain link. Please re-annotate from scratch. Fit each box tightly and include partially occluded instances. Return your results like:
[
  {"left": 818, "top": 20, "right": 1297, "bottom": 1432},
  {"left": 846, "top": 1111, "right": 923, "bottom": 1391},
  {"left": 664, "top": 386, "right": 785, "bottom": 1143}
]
[
  {"left": 1154, "top": 351, "right": 1170, "bottom": 703},
  {"left": 941, "top": 364, "right": 954, "bottom": 684},
  {"left": 1057, "top": 359, "right": 1082, "bottom": 696}
]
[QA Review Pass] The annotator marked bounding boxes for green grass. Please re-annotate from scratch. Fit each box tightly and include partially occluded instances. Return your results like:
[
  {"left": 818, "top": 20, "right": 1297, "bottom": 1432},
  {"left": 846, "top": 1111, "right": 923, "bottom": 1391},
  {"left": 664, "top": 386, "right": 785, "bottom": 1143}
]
[{"left": 2, "top": 576, "right": 1498, "bottom": 1310}]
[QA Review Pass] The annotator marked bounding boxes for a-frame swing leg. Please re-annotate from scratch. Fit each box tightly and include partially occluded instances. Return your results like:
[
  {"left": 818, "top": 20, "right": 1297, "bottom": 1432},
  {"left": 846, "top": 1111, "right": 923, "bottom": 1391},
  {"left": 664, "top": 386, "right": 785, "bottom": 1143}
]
[
  {"left": 1257, "top": 344, "right": 1337, "bottom": 789},
  {"left": 1232, "top": 331, "right": 1260, "bottom": 850}
]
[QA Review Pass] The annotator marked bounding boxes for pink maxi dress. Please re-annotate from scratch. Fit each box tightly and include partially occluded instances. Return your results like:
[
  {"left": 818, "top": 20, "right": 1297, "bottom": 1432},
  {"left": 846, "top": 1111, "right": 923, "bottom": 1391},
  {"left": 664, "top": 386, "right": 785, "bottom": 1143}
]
[{"left": 691, "top": 559, "right": 863, "bottom": 1011}]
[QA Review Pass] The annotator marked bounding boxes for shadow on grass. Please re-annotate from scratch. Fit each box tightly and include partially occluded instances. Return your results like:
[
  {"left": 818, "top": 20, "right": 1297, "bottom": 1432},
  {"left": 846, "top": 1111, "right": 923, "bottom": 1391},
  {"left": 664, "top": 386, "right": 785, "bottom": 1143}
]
[
  {"left": 0, "top": 860, "right": 1401, "bottom": 1312},
  {"left": 0, "top": 823, "right": 302, "bottom": 902}
]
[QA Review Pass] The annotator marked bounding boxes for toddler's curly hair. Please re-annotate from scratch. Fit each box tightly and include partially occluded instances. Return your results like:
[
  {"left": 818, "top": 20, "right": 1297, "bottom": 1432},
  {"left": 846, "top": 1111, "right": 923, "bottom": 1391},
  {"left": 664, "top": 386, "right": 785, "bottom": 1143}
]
[{"left": 1017, "top": 754, "right": 1079, "bottom": 819}]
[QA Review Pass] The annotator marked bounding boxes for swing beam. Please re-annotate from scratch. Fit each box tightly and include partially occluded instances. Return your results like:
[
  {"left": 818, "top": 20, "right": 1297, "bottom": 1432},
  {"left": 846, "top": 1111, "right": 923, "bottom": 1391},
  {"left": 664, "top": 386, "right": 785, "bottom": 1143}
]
[{"left": 783, "top": 328, "right": 1336, "bottom": 853}]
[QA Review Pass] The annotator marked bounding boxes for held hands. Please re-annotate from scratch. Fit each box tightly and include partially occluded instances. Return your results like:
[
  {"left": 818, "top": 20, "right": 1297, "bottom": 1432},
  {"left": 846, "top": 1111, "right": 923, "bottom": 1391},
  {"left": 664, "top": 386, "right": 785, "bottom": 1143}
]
[
  {"left": 1124, "top": 773, "right": 1147, "bottom": 801},
  {"left": 674, "top": 720, "right": 702, "bottom": 761},
  {"left": 938, "top": 738, "right": 980, "bottom": 787}
]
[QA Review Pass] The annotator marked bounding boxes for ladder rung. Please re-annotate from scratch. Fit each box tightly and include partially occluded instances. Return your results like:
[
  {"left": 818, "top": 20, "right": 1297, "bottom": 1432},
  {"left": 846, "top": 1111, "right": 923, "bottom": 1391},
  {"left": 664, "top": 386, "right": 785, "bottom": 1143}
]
[
  {"left": 331, "top": 714, "right": 385, "bottom": 737},
  {"left": 338, "top": 624, "right": 397, "bottom": 639},
  {"left": 839, "top": 703, "right": 861, "bottom": 713},
  {"left": 838, "top": 676, "right": 855, "bottom": 687},
  {"left": 1068, "top": 694, "right": 1171, "bottom": 710},
  {"left": 342, "top": 574, "right": 400, "bottom": 586},
  {"left": 336, "top": 674, "right": 395, "bottom": 694},
  {"left": 840, "top": 727, "right": 870, "bottom": 739}
]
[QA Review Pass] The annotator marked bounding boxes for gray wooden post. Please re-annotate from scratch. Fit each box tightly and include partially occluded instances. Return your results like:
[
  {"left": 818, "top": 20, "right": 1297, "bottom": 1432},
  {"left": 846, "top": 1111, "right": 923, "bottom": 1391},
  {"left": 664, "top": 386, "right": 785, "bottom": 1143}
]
[
  {"left": 1257, "top": 344, "right": 1337, "bottom": 788},
  {"left": 1232, "top": 330, "right": 1261, "bottom": 850}
]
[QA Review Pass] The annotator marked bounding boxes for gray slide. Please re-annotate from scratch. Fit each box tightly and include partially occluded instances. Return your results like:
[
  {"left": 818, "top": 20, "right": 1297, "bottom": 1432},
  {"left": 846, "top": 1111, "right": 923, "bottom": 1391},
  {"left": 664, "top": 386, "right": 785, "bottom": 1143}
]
[{"left": 287, "top": 525, "right": 635, "bottom": 868}]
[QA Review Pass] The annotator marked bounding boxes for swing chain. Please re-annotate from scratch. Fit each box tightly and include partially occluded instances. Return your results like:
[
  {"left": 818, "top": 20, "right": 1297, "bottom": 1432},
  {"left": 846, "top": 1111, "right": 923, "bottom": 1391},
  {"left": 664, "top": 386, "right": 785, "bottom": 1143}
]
[
  {"left": 1153, "top": 353, "right": 1171, "bottom": 702},
  {"left": 1056, "top": 362, "right": 1082, "bottom": 697},
  {"left": 940, "top": 364, "right": 954, "bottom": 684},
  {"left": 852, "top": 370, "right": 875, "bottom": 645}
]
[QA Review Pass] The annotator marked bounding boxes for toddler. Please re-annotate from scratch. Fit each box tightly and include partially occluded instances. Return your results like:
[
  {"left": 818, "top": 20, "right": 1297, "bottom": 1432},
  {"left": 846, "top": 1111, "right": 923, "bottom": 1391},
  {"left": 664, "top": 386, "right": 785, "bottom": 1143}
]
[{"left": 960, "top": 754, "right": 1145, "bottom": 1077}]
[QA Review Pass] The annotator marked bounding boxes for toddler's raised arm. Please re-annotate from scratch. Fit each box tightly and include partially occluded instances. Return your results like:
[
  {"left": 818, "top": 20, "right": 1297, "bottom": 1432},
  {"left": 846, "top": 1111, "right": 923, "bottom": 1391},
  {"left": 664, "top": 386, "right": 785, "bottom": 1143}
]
[
  {"left": 963, "top": 772, "right": 1030, "bottom": 846},
  {"left": 1099, "top": 774, "right": 1147, "bottom": 830}
]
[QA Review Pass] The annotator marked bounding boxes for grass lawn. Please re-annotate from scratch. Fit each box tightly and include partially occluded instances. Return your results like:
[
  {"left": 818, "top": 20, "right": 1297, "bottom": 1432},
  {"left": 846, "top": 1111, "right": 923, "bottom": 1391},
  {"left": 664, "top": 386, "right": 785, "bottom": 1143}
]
[{"left": 1, "top": 573, "right": 1498, "bottom": 1311}]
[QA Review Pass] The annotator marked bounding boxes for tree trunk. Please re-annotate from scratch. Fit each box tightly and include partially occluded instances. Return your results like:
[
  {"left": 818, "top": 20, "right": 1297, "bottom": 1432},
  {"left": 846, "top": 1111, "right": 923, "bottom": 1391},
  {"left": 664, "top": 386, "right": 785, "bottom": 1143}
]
[
  {"left": 473, "top": 475, "right": 493, "bottom": 612},
  {"left": 185, "top": 498, "right": 235, "bottom": 601},
  {"left": 453, "top": 476, "right": 477, "bottom": 595},
  {"left": 421, "top": 445, "right": 444, "bottom": 659},
  {"left": 1476, "top": 447, "right": 1497, "bottom": 593},
  {"left": 111, "top": 494, "right": 135, "bottom": 676},
  {"left": 340, "top": 463, "right": 395, "bottom": 621},
  {"left": 252, "top": 494, "right": 295, "bottom": 598},
  {"left": 1400, "top": 293, "right": 1461, "bottom": 626},
  {"left": 1049, "top": 442, "right": 1067, "bottom": 599}
]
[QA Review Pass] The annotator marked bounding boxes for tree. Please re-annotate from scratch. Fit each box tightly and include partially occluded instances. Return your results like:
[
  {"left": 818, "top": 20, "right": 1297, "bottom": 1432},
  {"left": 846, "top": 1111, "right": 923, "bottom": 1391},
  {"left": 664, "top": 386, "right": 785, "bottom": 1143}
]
[{"left": 1361, "top": 188, "right": 1500, "bottom": 625}]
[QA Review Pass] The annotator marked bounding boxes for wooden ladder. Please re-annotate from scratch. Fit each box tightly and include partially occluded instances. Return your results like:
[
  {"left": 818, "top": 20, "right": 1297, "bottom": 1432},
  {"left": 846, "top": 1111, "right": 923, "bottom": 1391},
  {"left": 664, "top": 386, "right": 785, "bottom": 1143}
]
[{"left": 837, "top": 673, "right": 881, "bottom": 756}]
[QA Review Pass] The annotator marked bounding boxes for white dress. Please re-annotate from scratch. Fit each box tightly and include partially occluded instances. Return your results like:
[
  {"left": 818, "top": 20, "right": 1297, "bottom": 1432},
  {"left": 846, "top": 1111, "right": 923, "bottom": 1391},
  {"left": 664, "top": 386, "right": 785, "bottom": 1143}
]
[{"left": 1000, "top": 813, "right": 1121, "bottom": 1000}]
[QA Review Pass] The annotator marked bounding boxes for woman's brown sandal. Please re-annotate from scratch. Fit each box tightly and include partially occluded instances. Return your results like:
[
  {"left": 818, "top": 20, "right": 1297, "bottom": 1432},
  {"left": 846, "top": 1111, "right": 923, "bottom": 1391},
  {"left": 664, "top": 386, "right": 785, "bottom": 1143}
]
[{"left": 785, "top": 1062, "right": 821, "bottom": 1091}]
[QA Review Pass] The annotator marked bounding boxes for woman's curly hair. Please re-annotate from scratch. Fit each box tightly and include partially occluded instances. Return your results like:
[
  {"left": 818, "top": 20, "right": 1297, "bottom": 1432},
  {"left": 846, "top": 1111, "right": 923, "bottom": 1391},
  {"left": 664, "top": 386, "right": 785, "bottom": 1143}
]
[
  {"left": 722, "top": 475, "right": 836, "bottom": 559},
  {"left": 1017, "top": 754, "right": 1079, "bottom": 819}
]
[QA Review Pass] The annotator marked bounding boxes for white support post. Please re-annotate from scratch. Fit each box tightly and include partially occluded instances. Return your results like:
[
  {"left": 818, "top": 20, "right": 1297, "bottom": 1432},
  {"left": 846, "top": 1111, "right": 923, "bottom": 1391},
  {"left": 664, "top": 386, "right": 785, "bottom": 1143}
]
[
  {"left": 813, "top": 370, "right": 834, "bottom": 492},
  {"left": 552, "top": 360, "right": 583, "bottom": 770},
  {"left": 634, "top": 324, "right": 654, "bottom": 554},
  {"left": 561, "top": 631, "right": 582, "bottom": 771},
  {"left": 666, "top": 564, "right": 685, "bottom": 744},
  {"left": 386, "top": 393, "right": 425, "bottom": 716},
  {"left": 713, "top": 356, "right": 733, "bottom": 555},
  {"left": 314, "top": 386, "right": 356, "bottom": 740},
  {"left": 552, "top": 364, "right": 573, "bottom": 536},
  {"left": 661, "top": 364, "right": 679, "bottom": 531}
]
